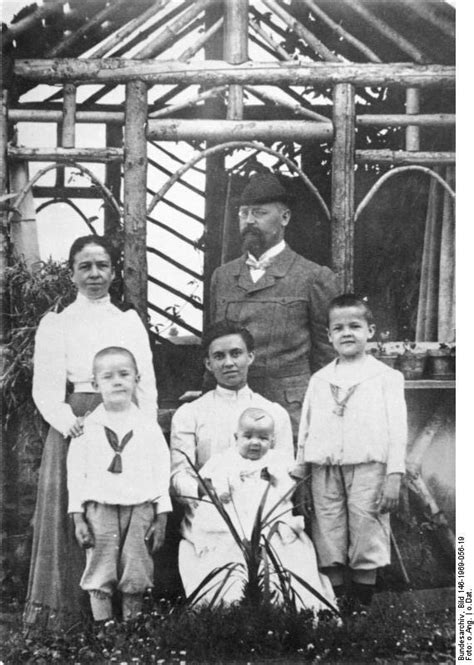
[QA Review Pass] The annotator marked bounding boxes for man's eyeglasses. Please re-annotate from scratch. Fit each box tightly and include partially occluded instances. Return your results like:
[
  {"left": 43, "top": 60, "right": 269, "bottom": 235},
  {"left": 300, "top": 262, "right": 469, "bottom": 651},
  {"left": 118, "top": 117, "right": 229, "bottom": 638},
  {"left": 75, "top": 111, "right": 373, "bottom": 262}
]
[{"left": 237, "top": 207, "right": 268, "bottom": 220}]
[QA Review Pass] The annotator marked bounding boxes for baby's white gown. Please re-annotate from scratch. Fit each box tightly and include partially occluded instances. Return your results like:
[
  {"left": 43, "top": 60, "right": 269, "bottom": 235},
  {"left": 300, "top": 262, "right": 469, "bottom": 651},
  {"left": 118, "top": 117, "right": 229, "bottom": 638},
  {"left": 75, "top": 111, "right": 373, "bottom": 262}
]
[{"left": 179, "top": 448, "right": 335, "bottom": 617}]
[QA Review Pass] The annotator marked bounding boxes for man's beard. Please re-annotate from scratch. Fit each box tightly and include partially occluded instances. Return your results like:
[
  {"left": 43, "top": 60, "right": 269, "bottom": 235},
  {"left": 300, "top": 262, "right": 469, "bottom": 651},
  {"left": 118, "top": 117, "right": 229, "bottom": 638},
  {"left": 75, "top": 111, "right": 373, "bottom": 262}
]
[{"left": 241, "top": 228, "right": 264, "bottom": 257}]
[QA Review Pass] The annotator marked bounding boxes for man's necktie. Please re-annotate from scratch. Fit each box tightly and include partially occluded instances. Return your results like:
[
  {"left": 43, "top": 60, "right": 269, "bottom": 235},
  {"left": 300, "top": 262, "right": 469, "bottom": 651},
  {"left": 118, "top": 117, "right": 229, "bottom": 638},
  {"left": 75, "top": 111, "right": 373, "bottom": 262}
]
[{"left": 245, "top": 255, "right": 273, "bottom": 271}]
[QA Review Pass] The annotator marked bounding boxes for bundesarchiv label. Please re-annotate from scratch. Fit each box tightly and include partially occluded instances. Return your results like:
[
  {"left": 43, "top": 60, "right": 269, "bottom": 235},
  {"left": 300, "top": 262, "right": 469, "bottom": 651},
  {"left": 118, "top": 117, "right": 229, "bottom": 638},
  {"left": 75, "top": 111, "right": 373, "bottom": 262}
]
[{"left": 458, "top": 536, "right": 473, "bottom": 660}]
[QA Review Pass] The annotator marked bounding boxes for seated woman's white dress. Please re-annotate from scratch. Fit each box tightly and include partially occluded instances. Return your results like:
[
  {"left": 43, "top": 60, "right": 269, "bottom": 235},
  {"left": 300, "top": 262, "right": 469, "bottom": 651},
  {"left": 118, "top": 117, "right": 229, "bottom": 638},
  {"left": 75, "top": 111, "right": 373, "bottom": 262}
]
[{"left": 179, "top": 448, "right": 335, "bottom": 616}]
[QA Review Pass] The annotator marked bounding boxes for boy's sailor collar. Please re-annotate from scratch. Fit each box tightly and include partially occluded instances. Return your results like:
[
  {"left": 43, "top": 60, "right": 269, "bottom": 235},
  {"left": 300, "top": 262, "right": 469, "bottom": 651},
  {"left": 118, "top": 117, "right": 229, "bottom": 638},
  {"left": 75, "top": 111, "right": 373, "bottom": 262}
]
[
  {"left": 215, "top": 384, "right": 252, "bottom": 400},
  {"left": 317, "top": 354, "right": 392, "bottom": 388}
]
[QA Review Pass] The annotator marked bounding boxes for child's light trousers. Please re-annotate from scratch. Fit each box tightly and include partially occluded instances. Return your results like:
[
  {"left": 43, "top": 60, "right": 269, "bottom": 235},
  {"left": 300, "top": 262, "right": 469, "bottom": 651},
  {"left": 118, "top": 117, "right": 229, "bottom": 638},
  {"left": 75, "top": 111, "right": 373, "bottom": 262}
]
[
  {"left": 310, "top": 462, "right": 390, "bottom": 573},
  {"left": 80, "top": 501, "right": 154, "bottom": 596}
]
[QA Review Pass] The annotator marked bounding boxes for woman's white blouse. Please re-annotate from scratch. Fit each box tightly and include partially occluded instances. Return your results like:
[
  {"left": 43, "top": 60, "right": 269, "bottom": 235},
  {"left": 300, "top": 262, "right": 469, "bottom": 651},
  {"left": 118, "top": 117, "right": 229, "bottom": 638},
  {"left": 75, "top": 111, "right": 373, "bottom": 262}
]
[{"left": 32, "top": 293, "right": 158, "bottom": 435}]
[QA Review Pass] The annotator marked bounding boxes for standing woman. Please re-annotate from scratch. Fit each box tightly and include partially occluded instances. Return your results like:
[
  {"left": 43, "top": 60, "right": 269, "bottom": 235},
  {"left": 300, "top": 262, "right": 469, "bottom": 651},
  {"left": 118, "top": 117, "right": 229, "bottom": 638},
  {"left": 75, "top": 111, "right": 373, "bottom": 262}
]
[{"left": 23, "top": 235, "right": 158, "bottom": 630}]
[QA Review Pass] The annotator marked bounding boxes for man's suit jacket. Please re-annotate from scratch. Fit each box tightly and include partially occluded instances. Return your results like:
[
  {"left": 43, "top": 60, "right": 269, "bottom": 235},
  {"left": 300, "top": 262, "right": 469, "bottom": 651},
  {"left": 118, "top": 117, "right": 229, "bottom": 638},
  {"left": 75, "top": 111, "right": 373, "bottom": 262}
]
[{"left": 210, "top": 245, "right": 339, "bottom": 433}]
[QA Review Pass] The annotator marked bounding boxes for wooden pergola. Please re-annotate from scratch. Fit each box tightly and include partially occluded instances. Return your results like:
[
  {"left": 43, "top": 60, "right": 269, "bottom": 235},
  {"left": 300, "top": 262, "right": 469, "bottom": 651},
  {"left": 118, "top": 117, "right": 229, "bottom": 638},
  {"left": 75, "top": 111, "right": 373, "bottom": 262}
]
[
  {"left": 0, "top": 0, "right": 457, "bottom": 593},
  {"left": 0, "top": 0, "right": 455, "bottom": 336}
]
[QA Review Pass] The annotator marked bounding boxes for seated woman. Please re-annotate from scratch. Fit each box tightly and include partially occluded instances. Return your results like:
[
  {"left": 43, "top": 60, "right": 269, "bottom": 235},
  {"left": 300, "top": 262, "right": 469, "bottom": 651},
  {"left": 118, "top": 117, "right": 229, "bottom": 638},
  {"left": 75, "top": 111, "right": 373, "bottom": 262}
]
[{"left": 183, "top": 407, "right": 336, "bottom": 619}]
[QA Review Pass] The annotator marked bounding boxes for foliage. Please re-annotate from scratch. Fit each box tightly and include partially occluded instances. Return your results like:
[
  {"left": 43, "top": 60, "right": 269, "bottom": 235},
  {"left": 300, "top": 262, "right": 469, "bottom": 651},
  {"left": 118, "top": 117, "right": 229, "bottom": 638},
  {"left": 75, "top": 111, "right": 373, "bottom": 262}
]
[
  {"left": 2, "top": 257, "right": 77, "bottom": 426},
  {"left": 0, "top": 594, "right": 455, "bottom": 663}
]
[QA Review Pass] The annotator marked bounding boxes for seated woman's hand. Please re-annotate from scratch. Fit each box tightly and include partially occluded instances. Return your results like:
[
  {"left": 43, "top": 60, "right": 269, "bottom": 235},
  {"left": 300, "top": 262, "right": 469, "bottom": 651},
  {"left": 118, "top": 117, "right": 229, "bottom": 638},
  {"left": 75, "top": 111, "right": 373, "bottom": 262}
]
[
  {"left": 218, "top": 491, "right": 232, "bottom": 504},
  {"left": 292, "top": 477, "right": 313, "bottom": 518}
]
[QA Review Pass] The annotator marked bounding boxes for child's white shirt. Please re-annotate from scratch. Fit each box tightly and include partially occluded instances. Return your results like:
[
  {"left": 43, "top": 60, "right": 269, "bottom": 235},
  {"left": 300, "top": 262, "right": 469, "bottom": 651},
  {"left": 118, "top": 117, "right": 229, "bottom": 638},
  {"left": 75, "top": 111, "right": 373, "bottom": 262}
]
[
  {"left": 67, "top": 403, "right": 172, "bottom": 514},
  {"left": 295, "top": 355, "right": 407, "bottom": 476}
]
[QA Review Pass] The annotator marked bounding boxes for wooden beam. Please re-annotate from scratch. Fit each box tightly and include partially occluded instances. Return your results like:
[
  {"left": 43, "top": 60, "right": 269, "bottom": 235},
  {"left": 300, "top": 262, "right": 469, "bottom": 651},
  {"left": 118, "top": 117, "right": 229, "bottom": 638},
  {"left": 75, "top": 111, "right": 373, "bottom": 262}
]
[
  {"left": 91, "top": 0, "right": 171, "bottom": 58},
  {"left": 224, "top": 0, "right": 248, "bottom": 120},
  {"left": 11, "top": 109, "right": 455, "bottom": 128},
  {"left": 347, "top": 0, "right": 427, "bottom": 63},
  {"left": 14, "top": 60, "right": 456, "bottom": 88},
  {"left": 331, "top": 83, "right": 355, "bottom": 291},
  {"left": 248, "top": 17, "right": 292, "bottom": 61},
  {"left": 178, "top": 16, "right": 224, "bottom": 61},
  {"left": 135, "top": 0, "right": 216, "bottom": 59},
  {"left": 8, "top": 146, "right": 123, "bottom": 162},
  {"left": 356, "top": 150, "right": 455, "bottom": 165},
  {"left": 245, "top": 86, "right": 330, "bottom": 122},
  {"left": 47, "top": 0, "right": 131, "bottom": 57},
  {"left": 8, "top": 109, "right": 125, "bottom": 124},
  {"left": 300, "top": 0, "right": 382, "bottom": 63},
  {"left": 356, "top": 113, "right": 455, "bottom": 127},
  {"left": 261, "top": 0, "right": 342, "bottom": 62},
  {"left": 123, "top": 80, "right": 148, "bottom": 321},
  {"left": 147, "top": 119, "right": 333, "bottom": 141}
]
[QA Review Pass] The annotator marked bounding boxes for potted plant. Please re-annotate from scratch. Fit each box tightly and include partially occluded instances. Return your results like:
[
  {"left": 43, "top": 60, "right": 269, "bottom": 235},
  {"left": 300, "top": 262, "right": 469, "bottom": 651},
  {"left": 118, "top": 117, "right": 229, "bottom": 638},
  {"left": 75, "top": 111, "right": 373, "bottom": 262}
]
[
  {"left": 427, "top": 343, "right": 455, "bottom": 379},
  {"left": 370, "top": 331, "right": 399, "bottom": 368},
  {"left": 398, "top": 341, "right": 428, "bottom": 380}
]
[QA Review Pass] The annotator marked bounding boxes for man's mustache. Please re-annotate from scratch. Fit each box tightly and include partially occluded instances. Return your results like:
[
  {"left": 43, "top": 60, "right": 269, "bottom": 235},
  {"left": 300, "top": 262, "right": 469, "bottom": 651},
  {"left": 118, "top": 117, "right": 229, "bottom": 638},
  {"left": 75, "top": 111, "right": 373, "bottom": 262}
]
[{"left": 241, "top": 227, "right": 263, "bottom": 238}]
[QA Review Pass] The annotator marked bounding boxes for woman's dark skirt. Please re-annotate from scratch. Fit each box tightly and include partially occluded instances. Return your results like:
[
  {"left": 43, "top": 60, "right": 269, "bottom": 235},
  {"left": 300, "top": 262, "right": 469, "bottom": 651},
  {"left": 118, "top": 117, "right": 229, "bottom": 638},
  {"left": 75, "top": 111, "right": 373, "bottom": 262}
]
[{"left": 23, "top": 393, "right": 101, "bottom": 631}]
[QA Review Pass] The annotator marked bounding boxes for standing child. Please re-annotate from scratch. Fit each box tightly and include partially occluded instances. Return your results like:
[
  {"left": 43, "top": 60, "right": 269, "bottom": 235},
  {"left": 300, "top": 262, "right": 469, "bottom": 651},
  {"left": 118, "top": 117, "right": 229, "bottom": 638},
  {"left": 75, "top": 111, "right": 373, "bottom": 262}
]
[
  {"left": 67, "top": 346, "right": 171, "bottom": 622},
  {"left": 295, "top": 294, "right": 407, "bottom": 609}
]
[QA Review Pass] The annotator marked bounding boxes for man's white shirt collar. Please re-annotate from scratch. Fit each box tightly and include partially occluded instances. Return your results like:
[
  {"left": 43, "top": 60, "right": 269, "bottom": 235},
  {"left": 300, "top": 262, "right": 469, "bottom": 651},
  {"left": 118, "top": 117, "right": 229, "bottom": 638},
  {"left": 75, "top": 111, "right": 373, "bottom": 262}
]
[{"left": 247, "top": 240, "right": 286, "bottom": 265}]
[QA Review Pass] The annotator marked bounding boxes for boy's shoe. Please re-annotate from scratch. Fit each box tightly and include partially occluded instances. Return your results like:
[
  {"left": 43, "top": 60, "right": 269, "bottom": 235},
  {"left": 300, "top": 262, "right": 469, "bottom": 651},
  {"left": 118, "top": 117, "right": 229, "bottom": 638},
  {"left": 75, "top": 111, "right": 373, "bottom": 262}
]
[{"left": 351, "top": 582, "right": 375, "bottom": 607}]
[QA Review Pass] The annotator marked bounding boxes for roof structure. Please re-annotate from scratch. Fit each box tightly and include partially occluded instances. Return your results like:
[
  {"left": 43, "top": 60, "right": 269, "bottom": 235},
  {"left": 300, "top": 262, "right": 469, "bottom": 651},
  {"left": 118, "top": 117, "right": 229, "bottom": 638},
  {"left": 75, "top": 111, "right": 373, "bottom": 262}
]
[{"left": 1, "top": 0, "right": 456, "bottom": 336}]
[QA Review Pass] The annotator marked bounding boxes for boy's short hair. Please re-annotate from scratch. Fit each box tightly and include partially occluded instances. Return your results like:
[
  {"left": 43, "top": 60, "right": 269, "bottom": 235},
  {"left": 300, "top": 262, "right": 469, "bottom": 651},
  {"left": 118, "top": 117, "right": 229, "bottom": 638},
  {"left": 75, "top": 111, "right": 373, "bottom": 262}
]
[
  {"left": 328, "top": 294, "right": 374, "bottom": 326},
  {"left": 201, "top": 320, "right": 255, "bottom": 356},
  {"left": 93, "top": 346, "right": 138, "bottom": 375}
]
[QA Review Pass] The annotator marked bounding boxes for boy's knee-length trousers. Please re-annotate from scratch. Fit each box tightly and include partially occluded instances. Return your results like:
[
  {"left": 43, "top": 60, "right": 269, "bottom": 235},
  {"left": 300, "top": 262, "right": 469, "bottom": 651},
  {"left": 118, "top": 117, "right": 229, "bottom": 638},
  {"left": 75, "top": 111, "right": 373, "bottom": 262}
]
[
  {"left": 310, "top": 462, "right": 390, "bottom": 571},
  {"left": 80, "top": 502, "right": 155, "bottom": 596}
]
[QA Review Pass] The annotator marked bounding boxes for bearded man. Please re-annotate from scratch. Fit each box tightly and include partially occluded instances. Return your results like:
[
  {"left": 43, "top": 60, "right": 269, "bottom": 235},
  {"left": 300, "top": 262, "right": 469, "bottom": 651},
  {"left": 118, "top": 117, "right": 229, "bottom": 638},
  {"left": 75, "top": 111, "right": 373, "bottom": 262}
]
[{"left": 210, "top": 172, "right": 339, "bottom": 437}]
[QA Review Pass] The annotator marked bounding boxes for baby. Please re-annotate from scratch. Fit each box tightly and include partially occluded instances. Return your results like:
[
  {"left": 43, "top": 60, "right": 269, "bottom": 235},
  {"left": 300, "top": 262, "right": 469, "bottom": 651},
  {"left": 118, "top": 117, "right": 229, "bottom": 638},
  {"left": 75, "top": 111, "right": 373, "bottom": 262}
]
[{"left": 184, "top": 407, "right": 335, "bottom": 615}]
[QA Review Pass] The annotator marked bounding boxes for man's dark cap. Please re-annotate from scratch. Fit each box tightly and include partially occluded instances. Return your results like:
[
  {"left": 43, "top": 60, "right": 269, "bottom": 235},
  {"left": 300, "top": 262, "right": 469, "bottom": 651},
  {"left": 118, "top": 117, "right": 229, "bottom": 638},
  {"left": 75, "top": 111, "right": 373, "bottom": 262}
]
[{"left": 239, "top": 173, "right": 293, "bottom": 207}]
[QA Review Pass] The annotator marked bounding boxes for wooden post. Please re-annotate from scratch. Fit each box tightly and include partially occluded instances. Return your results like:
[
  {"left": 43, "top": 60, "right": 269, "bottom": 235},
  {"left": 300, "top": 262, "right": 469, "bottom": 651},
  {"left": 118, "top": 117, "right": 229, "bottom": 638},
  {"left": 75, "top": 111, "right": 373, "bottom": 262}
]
[
  {"left": 406, "top": 88, "right": 420, "bottom": 151},
  {"left": 331, "top": 83, "right": 355, "bottom": 291},
  {"left": 104, "top": 124, "right": 123, "bottom": 236},
  {"left": 0, "top": 88, "right": 9, "bottom": 558},
  {"left": 123, "top": 80, "right": 148, "bottom": 321},
  {"left": 203, "top": 1, "right": 225, "bottom": 328},
  {"left": 62, "top": 83, "right": 76, "bottom": 148},
  {"left": 224, "top": 0, "right": 248, "bottom": 120},
  {"left": 0, "top": 89, "right": 9, "bottom": 356}
]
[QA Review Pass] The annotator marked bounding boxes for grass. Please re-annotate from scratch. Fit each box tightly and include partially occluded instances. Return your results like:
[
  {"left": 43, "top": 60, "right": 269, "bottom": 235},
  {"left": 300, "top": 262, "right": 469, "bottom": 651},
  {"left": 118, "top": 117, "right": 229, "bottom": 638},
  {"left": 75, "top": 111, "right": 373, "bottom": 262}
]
[{"left": 0, "top": 592, "right": 455, "bottom": 664}]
